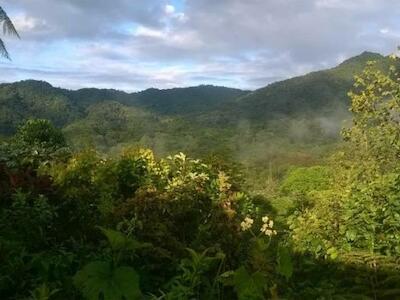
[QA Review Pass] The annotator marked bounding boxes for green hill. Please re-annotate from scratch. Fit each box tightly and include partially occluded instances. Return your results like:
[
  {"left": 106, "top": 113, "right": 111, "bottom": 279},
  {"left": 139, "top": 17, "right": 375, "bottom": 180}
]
[
  {"left": 131, "top": 85, "right": 247, "bottom": 115},
  {"left": 0, "top": 80, "right": 79, "bottom": 135},
  {"left": 231, "top": 51, "right": 385, "bottom": 121},
  {"left": 0, "top": 80, "right": 246, "bottom": 135},
  {"left": 0, "top": 51, "right": 391, "bottom": 172}
]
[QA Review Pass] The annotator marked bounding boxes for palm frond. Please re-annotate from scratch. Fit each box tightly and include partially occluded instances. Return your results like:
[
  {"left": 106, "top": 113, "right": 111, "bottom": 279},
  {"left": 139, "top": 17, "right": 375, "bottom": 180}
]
[
  {"left": 0, "top": 6, "right": 19, "bottom": 59},
  {"left": 0, "top": 38, "right": 10, "bottom": 59},
  {"left": 0, "top": 6, "right": 20, "bottom": 38}
]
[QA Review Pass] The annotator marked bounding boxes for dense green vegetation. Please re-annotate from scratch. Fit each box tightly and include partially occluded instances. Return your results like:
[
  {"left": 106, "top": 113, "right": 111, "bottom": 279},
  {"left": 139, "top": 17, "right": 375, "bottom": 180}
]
[
  {"left": 1, "top": 52, "right": 392, "bottom": 188},
  {"left": 2, "top": 54, "right": 400, "bottom": 299}
]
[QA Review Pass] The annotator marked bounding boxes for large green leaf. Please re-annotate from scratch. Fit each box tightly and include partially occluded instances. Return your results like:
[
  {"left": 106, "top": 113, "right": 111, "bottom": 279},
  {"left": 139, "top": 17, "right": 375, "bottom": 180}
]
[
  {"left": 73, "top": 261, "right": 142, "bottom": 300},
  {"left": 277, "top": 245, "right": 293, "bottom": 280},
  {"left": 98, "top": 227, "right": 151, "bottom": 252},
  {"left": 232, "top": 267, "right": 265, "bottom": 300}
]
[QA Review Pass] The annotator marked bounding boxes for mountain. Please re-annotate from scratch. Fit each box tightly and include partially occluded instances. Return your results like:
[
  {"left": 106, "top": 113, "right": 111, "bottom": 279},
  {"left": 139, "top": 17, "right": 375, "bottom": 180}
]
[
  {"left": 0, "top": 80, "right": 79, "bottom": 135},
  {"left": 131, "top": 85, "right": 248, "bottom": 116},
  {"left": 230, "top": 51, "right": 386, "bottom": 121},
  {"left": 0, "top": 51, "right": 392, "bottom": 167},
  {"left": 0, "top": 81, "right": 246, "bottom": 135}
]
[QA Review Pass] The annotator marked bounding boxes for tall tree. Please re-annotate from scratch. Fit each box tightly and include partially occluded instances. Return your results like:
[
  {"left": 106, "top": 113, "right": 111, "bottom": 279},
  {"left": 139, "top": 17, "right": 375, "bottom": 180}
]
[
  {"left": 0, "top": 6, "right": 19, "bottom": 59},
  {"left": 288, "top": 58, "right": 400, "bottom": 258}
]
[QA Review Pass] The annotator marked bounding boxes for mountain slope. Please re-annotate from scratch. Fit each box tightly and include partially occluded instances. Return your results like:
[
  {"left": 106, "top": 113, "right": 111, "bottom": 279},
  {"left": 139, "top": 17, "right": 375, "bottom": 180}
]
[
  {"left": 1, "top": 51, "right": 393, "bottom": 187},
  {"left": 0, "top": 81, "right": 246, "bottom": 136},
  {"left": 131, "top": 85, "right": 248, "bottom": 116},
  {"left": 0, "top": 80, "right": 79, "bottom": 135},
  {"left": 0, "top": 51, "right": 392, "bottom": 160},
  {"left": 230, "top": 52, "right": 386, "bottom": 121}
]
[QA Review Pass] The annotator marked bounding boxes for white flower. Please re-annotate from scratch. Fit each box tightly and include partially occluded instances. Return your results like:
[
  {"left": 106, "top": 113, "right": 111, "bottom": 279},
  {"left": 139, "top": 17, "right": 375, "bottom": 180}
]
[
  {"left": 240, "top": 217, "right": 254, "bottom": 231},
  {"left": 265, "top": 229, "right": 273, "bottom": 236},
  {"left": 260, "top": 223, "right": 268, "bottom": 233},
  {"left": 245, "top": 217, "right": 253, "bottom": 225},
  {"left": 240, "top": 221, "right": 247, "bottom": 231},
  {"left": 260, "top": 216, "right": 277, "bottom": 236}
]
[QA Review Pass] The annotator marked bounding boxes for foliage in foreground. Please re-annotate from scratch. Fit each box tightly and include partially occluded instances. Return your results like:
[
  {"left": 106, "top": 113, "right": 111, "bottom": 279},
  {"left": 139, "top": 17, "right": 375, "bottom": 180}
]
[
  {"left": 288, "top": 60, "right": 400, "bottom": 258},
  {"left": 2, "top": 59, "right": 400, "bottom": 299},
  {"left": 0, "top": 119, "right": 286, "bottom": 299},
  {"left": 285, "top": 59, "right": 400, "bottom": 297}
]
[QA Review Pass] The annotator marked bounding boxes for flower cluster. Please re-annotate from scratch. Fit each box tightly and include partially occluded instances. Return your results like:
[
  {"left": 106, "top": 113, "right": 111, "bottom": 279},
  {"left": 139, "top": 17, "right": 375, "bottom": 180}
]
[
  {"left": 260, "top": 216, "right": 277, "bottom": 236},
  {"left": 240, "top": 215, "right": 277, "bottom": 237},
  {"left": 240, "top": 217, "right": 254, "bottom": 231}
]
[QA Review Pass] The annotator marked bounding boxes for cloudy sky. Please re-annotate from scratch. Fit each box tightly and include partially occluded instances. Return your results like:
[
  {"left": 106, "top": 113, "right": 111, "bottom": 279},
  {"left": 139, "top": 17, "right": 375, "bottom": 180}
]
[{"left": 0, "top": 0, "right": 399, "bottom": 91}]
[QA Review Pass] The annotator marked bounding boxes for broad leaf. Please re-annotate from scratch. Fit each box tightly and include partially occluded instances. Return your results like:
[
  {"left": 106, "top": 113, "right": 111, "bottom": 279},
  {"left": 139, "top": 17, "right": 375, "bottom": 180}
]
[
  {"left": 277, "top": 245, "right": 293, "bottom": 280},
  {"left": 233, "top": 266, "right": 265, "bottom": 300},
  {"left": 98, "top": 227, "right": 151, "bottom": 252},
  {"left": 74, "top": 261, "right": 142, "bottom": 300}
]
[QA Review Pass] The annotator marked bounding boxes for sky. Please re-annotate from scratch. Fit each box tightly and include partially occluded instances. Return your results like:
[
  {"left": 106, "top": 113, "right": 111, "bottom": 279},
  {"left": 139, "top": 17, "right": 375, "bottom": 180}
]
[{"left": 0, "top": 0, "right": 399, "bottom": 92}]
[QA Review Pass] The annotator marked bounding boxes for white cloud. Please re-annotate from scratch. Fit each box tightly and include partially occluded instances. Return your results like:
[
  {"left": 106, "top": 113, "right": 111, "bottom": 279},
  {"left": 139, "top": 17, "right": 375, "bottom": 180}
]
[
  {"left": 380, "top": 28, "right": 389, "bottom": 34},
  {"left": 378, "top": 28, "right": 400, "bottom": 39},
  {"left": 134, "top": 26, "right": 166, "bottom": 39},
  {"left": 315, "top": 0, "right": 377, "bottom": 9},
  {"left": 2, "top": 0, "right": 400, "bottom": 91},
  {"left": 165, "top": 4, "right": 176, "bottom": 14},
  {"left": 164, "top": 4, "right": 187, "bottom": 22},
  {"left": 12, "top": 14, "right": 47, "bottom": 32}
]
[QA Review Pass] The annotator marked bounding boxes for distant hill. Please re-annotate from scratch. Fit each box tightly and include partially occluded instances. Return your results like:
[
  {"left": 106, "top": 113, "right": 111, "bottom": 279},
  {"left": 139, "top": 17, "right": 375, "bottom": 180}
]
[
  {"left": 230, "top": 51, "right": 386, "bottom": 121},
  {"left": 131, "top": 85, "right": 248, "bottom": 115},
  {"left": 0, "top": 80, "right": 79, "bottom": 135},
  {"left": 0, "top": 51, "right": 392, "bottom": 165},
  {"left": 0, "top": 80, "right": 246, "bottom": 135}
]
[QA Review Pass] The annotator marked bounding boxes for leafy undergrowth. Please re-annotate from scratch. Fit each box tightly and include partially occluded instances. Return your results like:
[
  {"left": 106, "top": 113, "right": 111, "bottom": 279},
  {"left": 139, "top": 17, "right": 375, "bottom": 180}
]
[{"left": 2, "top": 59, "right": 400, "bottom": 299}]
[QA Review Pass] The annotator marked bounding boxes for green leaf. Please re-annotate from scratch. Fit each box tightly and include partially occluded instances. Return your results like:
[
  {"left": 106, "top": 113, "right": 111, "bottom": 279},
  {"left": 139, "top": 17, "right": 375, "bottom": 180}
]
[
  {"left": 30, "top": 283, "right": 60, "bottom": 300},
  {"left": 98, "top": 227, "right": 151, "bottom": 252},
  {"left": 74, "top": 261, "right": 142, "bottom": 300},
  {"left": 232, "top": 266, "right": 265, "bottom": 300},
  {"left": 327, "top": 247, "right": 338, "bottom": 260},
  {"left": 276, "top": 245, "right": 293, "bottom": 280},
  {"left": 345, "top": 230, "right": 357, "bottom": 241}
]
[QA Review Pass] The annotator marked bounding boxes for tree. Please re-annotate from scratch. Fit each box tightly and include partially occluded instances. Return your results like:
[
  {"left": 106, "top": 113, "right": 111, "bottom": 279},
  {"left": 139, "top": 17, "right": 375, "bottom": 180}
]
[
  {"left": 288, "top": 58, "right": 400, "bottom": 258},
  {"left": 15, "top": 119, "right": 67, "bottom": 149},
  {"left": 0, "top": 6, "right": 19, "bottom": 59}
]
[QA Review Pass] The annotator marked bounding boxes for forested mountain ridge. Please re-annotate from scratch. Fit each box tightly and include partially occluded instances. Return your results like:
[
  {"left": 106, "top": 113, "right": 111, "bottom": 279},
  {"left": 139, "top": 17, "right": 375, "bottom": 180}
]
[
  {"left": 0, "top": 80, "right": 79, "bottom": 135},
  {"left": 0, "top": 51, "right": 391, "bottom": 162},
  {"left": 0, "top": 52, "right": 387, "bottom": 131},
  {"left": 131, "top": 85, "right": 248, "bottom": 115},
  {"left": 229, "top": 51, "right": 386, "bottom": 121},
  {"left": 0, "top": 81, "right": 248, "bottom": 135}
]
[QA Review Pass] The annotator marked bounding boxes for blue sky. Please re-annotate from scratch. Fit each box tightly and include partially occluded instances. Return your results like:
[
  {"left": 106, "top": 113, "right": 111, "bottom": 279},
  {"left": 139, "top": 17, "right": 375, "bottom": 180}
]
[{"left": 0, "top": 0, "right": 399, "bottom": 91}]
